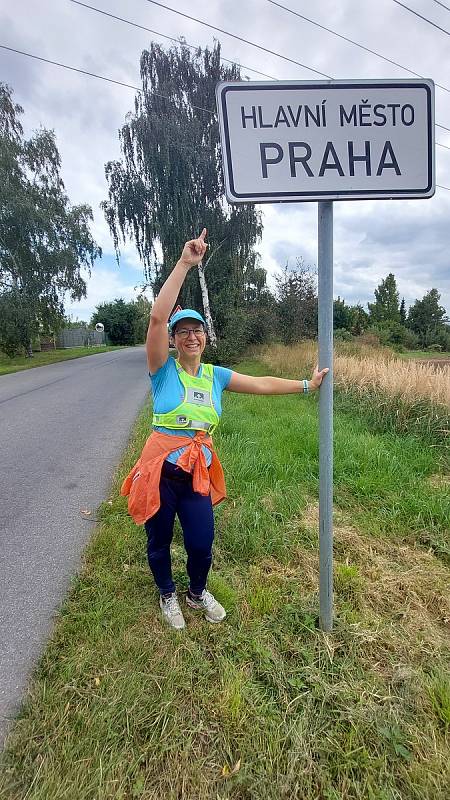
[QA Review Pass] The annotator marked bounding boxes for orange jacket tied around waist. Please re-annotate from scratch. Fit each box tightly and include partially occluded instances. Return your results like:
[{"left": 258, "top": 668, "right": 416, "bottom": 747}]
[{"left": 120, "top": 430, "right": 227, "bottom": 525}]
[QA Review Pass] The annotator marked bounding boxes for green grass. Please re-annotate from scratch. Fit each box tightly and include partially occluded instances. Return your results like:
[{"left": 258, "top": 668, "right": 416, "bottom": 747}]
[
  {"left": 399, "top": 350, "right": 450, "bottom": 360},
  {"left": 0, "top": 361, "right": 449, "bottom": 799},
  {"left": 0, "top": 347, "right": 125, "bottom": 375},
  {"left": 334, "top": 387, "right": 449, "bottom": 458}
]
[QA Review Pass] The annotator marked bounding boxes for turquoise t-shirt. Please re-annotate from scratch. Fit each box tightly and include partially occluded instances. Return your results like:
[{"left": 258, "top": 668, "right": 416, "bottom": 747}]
[{"left": 150, "top": 357, "right": 232, "bottom": 466}]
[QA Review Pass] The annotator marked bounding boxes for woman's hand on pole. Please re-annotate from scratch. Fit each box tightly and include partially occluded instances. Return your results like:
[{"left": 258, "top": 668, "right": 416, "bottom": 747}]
[
  {"left": 179, "top": 228, "right": 208, "bottom": 269},
  {"left": 309, "top": 365, "right": 330, "bottom": 391}
]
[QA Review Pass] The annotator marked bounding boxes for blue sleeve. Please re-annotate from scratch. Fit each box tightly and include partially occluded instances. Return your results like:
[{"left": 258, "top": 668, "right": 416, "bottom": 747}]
[
  {"left": 213, "top": 365, "right": 232, "bottom": 390},
  {"left": 149, "top": 357, "right": 172, "bottom": 398}
]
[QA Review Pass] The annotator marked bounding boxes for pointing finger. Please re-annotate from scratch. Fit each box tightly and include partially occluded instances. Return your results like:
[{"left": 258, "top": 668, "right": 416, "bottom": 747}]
[{"left": 199, "top": 227, "right": 207, "bottom": 241}]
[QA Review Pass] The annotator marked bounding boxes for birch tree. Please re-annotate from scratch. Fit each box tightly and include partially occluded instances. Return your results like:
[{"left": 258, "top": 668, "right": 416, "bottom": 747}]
[{"left": 102, "top": 41, "right": 262, "bottom": 344}]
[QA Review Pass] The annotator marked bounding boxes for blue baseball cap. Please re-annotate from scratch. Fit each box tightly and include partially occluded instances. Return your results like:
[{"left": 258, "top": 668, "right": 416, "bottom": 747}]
[{"left": 169, "top": 309, "right": 206, "bottom": 333}]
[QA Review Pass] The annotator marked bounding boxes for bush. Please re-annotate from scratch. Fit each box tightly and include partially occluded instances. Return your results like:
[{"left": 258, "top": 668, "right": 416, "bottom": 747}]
[
  {"left": 356, "top": 331, "right": 382, "bottom": 348},
  {"left": 203, "top": 340, "right": 237, "bottom": 367},
  {"left": 371, "top": 322, "right": 419, "bottom": 351},
  {"left": 434, "top": 326, "right": 450, "bottom": 352},
  {"left": 205, "top": 307, "right": 275, "bottom": 367},
  {"left": 334, "top": 329, "right": 354, "bottom": 342},
  {"left": 244, "top": 306, "right": 278, "bottom": 346},
  {"left": 398, "top": 327, "right": 420, "bottom": 350}
]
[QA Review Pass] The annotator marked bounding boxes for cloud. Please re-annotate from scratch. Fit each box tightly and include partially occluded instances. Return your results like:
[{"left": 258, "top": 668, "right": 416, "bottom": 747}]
[{"left": 65, "top": 265, "right": 145, "bottom": 321}]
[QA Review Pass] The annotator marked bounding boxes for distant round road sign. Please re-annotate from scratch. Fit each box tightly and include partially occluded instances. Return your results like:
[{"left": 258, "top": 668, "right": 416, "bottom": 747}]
[{"left": 95, "top": 323, "right": 104, "bottom": 332}]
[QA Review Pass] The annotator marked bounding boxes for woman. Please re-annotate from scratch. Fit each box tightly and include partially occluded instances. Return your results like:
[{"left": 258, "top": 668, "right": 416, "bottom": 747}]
[{"left": 121, "top": 228, "right": 329, "bottom": 630}]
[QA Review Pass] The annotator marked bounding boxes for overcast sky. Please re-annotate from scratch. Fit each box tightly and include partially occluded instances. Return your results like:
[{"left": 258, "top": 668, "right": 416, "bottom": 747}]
[{"left": 1, "top": 0, "right": 449, "bottom": 319}]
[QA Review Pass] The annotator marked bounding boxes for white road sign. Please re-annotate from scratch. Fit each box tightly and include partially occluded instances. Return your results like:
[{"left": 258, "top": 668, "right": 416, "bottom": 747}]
[{"left": 216, "top": 80, "right": 435, "bottom": 203}]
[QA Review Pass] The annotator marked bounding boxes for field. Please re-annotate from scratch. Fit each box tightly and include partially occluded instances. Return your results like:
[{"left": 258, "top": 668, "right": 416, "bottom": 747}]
[
  {"left": 0, "top": 347, "right": 124, "bottom": 376},
  {"left": 400, "top": 350, "right": 450, "bottom": 361},
  {"left": 0, "top": 345, "right": 449, "bottom": 799},
  {"left": 259, "top": 342, "right": 449, "bottom": 457}
]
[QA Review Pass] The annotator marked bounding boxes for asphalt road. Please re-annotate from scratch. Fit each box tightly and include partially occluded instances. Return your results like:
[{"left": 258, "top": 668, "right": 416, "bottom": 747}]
[{"left": 0, "top": 347, "right": 149, "bottom": 749}]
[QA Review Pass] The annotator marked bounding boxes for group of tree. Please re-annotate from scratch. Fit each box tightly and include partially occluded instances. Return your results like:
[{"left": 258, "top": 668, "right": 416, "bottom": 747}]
[
  {"left": 90, "top": 296, "right": 152, "bottom": 346},
  {"left": 334, "top": 273, "right": 450, "bottom": 352},
  {"left": 333, "top": 297, "right": 368, "bottom": 337}
]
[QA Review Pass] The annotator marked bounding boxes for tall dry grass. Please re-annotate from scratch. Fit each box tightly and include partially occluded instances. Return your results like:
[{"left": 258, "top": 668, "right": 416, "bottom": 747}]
[
  {"left": 259, "top": 342, "right": 449, "bottom": 408},
  {"left": 258, "top": 342, "right": 449, "bottom": 454}
]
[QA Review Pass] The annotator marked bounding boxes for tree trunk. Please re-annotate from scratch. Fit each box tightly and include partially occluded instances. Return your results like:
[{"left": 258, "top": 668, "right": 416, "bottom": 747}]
[{"left": 197, "top": 261, "right": 217, "bottom": 347}]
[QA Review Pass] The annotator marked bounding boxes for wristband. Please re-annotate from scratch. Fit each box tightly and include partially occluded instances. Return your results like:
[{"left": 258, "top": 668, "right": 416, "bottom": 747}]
[{"left": 303, "top": 379, "right": 309, "bottom": 394}]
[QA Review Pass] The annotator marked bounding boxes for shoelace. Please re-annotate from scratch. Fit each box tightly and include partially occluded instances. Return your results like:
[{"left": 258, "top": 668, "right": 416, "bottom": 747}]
[
  {"left": 201, "top": 591, "right": 216, "bottom": 608},
  {"left": 164, "top": 596, "right": 182, "bottom": 617}
]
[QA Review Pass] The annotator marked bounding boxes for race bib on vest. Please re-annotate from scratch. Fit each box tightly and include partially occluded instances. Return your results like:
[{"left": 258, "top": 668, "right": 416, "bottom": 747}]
[{"left": 186, "top": 387, "right": 211, "bottom": 406}]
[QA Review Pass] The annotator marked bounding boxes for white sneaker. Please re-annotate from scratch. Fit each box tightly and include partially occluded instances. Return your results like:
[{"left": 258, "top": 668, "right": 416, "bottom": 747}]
[
  {"left": 159, "top": 593, "right": 186, "bottom": 630},
  {"left": 186, "top": 589, "right": 226, "bottom": 623}
]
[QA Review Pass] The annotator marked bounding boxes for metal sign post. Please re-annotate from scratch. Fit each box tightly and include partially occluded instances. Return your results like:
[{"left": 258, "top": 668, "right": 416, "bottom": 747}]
[
  {"left": 318, "top": 201, "right": 333, "bottom": 631},
  {"left": 216, "top": 78, "right": 435, "bottom": 631}
]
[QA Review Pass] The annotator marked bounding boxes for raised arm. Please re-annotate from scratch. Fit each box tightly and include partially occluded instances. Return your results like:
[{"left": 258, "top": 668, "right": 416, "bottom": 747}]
[
  {"left": 146, "top": 229, "right": 208, "bottom": 374},
  {"left": 227, "top": 366, "right": 329, "bottom": 394}
]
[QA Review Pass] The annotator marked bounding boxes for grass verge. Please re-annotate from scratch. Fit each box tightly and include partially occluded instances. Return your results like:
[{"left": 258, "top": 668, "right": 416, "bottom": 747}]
[
  {"left": 0, "top": 362, "right": 449, "bottom": 799},
  {"left": 0, "top": 347, "right": 125, "bottom": 376}
]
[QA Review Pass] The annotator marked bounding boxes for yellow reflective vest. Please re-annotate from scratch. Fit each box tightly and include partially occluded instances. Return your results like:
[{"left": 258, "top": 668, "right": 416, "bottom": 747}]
[{"left": 152, "top": 361, "right": 220, "bottom": 434}]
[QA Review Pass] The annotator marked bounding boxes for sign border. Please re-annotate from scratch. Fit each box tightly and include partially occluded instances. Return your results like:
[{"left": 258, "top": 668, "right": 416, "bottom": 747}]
[{"left": 216, "top": 80, "right": 435, "bottom": 203}]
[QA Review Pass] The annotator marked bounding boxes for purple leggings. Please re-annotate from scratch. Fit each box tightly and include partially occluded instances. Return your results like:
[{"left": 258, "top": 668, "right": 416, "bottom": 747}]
[{"left": 144, "top": 461, "right": 214, "bottom": 596}]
